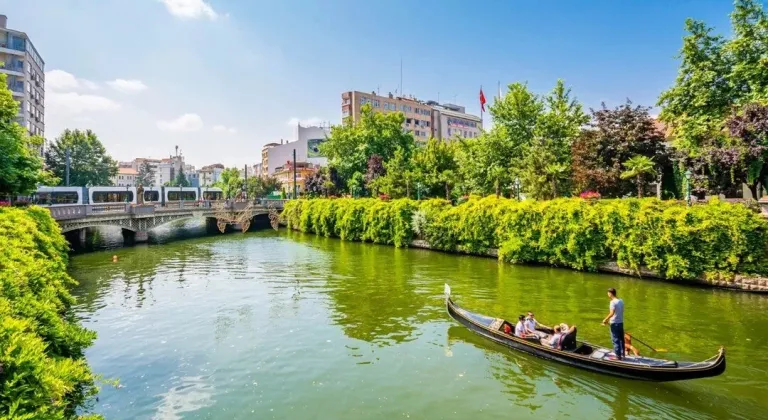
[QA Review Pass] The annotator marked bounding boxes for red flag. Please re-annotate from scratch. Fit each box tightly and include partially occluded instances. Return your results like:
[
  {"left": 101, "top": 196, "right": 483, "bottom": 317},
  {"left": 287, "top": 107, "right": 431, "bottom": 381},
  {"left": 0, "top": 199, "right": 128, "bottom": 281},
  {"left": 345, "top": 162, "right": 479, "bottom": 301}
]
[{"left": 479, "top": 88, "right": 486, "bottom": 112}]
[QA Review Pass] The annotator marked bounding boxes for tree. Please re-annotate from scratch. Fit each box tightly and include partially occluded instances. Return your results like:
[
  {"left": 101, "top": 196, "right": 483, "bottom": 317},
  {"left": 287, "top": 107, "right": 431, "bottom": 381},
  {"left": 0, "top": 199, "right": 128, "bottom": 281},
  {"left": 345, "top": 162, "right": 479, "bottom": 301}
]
[
  {"left": 364, "top": 154, "right": 386, "bottom": 195},
  {"left": 136, "top": 161, "right": 155, "bottom": 187},
  {"left": 321, "top": 104, "right": 415, "bottom": 191},
  {"left": 519, "top": 80, "right": 588, "bottom": 199},
  {"left": 169, "top": 167, "right": 190, "bottom": 187},
  {"left": 620, "top": 155, "right": 658, "bottom": 198},
  {"left": 215, "top": 168, "right": 243, "bottom": 199},
  {"left": 725, "top": 102, "right": 768, "bottom": 199},
  {"left": 45, "top": 129, "right": 117, "bottom": 186},
  {"left": 0, "top": 72, "right": 45, "bottom": 196},
  {"left": 658, "top": 0, "right": 768, "bottom": 194},
  {"left": 306, "top": 167, "right": 339, "bottom": 197},
  {"left": 261, "top": 176, "right": 282, "bottom": 196},
  {"left": 412, "top": 138, "right": 459, "bottom": 199},
  {"left": 374, "top": 148, "right": 414, "bottom": 198},
  {"left": 572, "top": 101, "right": 670, "bottom": 197},
  {"left": 456, "top": 126, "right": 518, "bottom": 197}
]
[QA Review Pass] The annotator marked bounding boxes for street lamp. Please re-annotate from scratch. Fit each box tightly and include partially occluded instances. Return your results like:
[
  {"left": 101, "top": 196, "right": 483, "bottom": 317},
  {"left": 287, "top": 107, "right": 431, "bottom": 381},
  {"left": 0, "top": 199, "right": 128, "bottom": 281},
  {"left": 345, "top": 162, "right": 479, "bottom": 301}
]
[
  {"left": 514, "top": 177, "right": 521, "bottom": 201},
  {"left": 684, "top": 169, "right": 692, "bottom": 207}
]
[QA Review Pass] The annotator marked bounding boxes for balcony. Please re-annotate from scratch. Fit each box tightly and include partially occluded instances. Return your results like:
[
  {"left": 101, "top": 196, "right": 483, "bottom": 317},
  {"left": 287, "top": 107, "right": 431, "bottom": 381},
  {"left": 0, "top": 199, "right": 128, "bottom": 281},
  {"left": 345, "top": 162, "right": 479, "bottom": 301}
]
[
  {"left": 0, "top": 61, "right": 25, "bottom": 76},
  {"left": 8, "top": 81, "right": 24, "bottom": 96},
  {"left": 0, "top": 44, "right": 25, "bottom": 56}
]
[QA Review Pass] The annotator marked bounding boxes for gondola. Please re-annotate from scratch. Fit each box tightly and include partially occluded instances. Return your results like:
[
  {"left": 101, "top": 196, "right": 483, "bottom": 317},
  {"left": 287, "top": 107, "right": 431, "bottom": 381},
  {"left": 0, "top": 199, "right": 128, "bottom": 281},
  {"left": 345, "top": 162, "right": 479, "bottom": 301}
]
[{"left": 444, "top": 284, "right": 726, "bottom": 382}]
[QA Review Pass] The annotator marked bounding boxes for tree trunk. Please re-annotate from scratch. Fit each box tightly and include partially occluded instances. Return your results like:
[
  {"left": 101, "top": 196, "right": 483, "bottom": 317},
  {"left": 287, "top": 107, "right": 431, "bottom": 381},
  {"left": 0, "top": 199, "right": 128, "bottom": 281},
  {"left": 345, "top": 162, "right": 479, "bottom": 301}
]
[
  {"left": 406, "top": 180, "right": 410, "bottom": 199},
  {"left": 495, "top": 179, "right": 500, "bottom": 197},
  {"left": 637, "top": 175, "right": 643, "bottom": 198},
  {"left": 552, "top": 178, "right": 558, "bottom": 199},
  {"left": 748, "top": 181, "right": 759, "bottom": 201},
  {"left": 445, "top": 183, "right": 450, "bottom": 200}
]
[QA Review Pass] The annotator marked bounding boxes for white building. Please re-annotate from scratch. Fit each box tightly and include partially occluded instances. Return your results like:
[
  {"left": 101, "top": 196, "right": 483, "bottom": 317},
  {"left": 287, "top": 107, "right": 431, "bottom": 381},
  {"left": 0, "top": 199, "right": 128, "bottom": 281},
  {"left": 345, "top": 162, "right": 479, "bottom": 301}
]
[
  {"left": 428, "top": 102, "right": 482, "bottom": 140},
  {"left": 199, "top": 164, "right": 224, "bottom": 187},
  {"left": 260, "top": 124, "right": 331, "bottom": 176},
  {"left": 111, "top": 167, "right": 137, "bottom": 187},
  {"left": 0, "top": 15, "right": 45, "bottom": 155}
]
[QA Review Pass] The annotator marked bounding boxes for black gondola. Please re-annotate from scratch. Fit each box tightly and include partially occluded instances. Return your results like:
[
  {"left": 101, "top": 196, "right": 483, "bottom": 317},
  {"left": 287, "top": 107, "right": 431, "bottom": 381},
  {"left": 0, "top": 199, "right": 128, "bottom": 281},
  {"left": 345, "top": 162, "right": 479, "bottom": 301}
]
[{"left": 444, "top": 284, "right": 725, "bottom": 382}]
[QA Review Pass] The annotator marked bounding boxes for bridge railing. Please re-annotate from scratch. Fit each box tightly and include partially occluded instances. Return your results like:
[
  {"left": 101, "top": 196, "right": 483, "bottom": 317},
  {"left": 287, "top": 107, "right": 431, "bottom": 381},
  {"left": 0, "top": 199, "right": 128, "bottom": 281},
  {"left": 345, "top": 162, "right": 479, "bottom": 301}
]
[
  {"left": 48, "top": 205, "right": 88, "bottom": 220},
  {"left": 89, "top": 203, "right": 130, "bottom": 215}
]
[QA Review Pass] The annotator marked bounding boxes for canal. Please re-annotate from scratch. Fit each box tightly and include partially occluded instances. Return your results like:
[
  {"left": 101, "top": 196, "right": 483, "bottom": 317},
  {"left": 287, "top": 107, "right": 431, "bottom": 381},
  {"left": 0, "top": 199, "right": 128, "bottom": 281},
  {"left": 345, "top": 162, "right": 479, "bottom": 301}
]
[{"left": 69, "top": 230, "right": 768, "bottom": 419}]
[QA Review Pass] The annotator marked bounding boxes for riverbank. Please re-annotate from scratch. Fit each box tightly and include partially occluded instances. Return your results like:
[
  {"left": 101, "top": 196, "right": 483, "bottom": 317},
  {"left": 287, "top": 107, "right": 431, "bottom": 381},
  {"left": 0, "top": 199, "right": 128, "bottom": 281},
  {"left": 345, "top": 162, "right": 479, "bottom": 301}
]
[
  {"left": 0, "top": 206, "right": 99, "bottom": 418},
  {"left": 282, "top": 197, "right": 768, "bottom": 292}
]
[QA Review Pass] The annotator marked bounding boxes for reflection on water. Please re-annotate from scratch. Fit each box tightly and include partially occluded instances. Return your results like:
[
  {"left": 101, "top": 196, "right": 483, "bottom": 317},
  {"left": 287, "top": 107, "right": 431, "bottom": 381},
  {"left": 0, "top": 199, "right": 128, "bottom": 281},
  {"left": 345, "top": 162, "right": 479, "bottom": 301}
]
[{"left": 70, "top": 230, "right": 768, "bottom": 419}]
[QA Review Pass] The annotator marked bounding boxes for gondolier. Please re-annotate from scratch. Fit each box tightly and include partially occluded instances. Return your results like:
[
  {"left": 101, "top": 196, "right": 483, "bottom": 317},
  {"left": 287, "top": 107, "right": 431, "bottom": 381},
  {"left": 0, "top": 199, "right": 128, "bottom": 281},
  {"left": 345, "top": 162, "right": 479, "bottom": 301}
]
[{"left": 601, "top": 287, "right": 625, "bottom": 360}]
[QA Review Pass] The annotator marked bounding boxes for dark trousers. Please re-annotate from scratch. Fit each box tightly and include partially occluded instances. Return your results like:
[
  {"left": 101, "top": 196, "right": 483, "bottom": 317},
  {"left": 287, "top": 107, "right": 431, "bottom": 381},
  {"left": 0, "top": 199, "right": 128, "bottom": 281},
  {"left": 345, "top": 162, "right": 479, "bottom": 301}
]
[{"left": 610, "top": 323, "right": 625, "bottom": 359}]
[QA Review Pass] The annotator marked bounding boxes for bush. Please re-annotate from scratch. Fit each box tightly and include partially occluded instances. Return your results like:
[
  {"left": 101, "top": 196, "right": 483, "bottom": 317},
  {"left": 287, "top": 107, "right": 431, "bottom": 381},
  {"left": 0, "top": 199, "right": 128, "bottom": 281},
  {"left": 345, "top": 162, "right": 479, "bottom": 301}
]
[
  {"left": 282, "top": 197, "right": 768, "bottom": 280},
  {"left": 0, "top": 206, "right": 99, "bottom": 419}
]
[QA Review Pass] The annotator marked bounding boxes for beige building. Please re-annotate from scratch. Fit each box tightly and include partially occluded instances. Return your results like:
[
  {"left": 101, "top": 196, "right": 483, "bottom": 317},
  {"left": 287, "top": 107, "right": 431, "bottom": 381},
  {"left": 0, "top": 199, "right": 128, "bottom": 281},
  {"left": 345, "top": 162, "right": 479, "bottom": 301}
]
[
  {"left": 273, "top": 161, "right": 319, "bottom": 197},
  {"left": 112, "top": 167, "right": 137, "bottom": 187},
  {"left": 341, "top": 91, "right": 433, "bottom": 141},
  {"left": 261, "top": 142, "right": 279, "bottom": 177}
]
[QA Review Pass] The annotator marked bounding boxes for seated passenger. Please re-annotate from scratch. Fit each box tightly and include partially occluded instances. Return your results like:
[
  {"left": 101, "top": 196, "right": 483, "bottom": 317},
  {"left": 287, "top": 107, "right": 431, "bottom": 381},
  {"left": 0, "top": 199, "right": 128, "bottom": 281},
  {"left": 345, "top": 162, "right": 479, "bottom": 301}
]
[
  {"left": 548, "top": 324, "right": 577, "bottom": 350},
  {"left": 503, "top": 322, "right": 513, "bottom": 335},
  {"left": 525, "top": 312, "right": 546, "bottom": 338},
  {"left": 514, "top": 315, "right": 528, "bottom": 338}
]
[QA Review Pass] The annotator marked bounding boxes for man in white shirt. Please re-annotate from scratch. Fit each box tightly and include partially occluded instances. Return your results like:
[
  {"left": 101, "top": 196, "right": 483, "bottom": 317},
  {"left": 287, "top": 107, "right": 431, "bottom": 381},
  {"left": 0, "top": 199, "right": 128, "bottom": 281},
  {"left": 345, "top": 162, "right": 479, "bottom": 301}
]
[
  {"left": 601, "top": 287, "right": 625, "bottom": 360},
  {"left": 514, "top": 315, "right": 527, "bottom": 338},
  {"left": 525, "top": 312, "right": 546, "bottom": 338}
]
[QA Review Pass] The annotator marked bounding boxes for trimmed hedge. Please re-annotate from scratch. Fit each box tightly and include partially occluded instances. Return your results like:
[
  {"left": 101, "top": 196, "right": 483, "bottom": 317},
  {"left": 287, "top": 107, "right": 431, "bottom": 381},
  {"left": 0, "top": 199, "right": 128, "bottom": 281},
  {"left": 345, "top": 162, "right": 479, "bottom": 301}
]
[
  {"left": 282, "top": 196, "right": 768, "bottom": 280},
  {"left": 0, "top": 206, "right": 99, "bottom": 419}
]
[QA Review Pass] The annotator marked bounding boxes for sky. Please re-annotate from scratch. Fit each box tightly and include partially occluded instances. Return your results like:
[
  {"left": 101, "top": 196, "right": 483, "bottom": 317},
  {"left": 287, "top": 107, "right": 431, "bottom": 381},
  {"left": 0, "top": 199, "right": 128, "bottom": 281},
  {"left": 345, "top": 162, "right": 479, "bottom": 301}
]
[{"left": 1, "top": 0, "right": 744, "bottom": 167}]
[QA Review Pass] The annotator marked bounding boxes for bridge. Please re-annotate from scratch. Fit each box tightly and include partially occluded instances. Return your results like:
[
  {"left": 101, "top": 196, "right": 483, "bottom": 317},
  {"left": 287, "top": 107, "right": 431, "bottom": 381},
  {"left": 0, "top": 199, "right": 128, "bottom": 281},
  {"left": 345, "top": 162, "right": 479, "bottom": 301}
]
[{"left": 48, "top": 199, "right": 286, "bottom": 244}]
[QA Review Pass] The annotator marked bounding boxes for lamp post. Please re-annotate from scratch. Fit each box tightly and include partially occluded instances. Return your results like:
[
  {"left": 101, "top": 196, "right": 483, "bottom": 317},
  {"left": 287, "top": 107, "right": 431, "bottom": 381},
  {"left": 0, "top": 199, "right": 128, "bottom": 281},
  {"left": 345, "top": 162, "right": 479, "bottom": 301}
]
[
  {"left": 514, "top": 177, "right": 521, "bottom": 201},
  {"left": 684, "top": 169, "right": 692, "bottom": 207}
]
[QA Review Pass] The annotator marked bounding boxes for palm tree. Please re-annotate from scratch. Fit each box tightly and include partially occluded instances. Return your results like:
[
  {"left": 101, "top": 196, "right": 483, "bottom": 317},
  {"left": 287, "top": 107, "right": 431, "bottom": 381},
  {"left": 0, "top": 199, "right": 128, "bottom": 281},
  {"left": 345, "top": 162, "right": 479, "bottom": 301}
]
[{"left": 620, "top": 155, "right": 657, "bottom": 198}]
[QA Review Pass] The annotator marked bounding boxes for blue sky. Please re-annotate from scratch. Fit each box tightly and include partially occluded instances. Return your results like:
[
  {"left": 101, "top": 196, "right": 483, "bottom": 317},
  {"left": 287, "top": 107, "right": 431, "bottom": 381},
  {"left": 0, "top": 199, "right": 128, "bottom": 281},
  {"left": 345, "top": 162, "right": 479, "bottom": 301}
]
[{"left": 3, "top": 0, "right": 740, "bottom": 167}]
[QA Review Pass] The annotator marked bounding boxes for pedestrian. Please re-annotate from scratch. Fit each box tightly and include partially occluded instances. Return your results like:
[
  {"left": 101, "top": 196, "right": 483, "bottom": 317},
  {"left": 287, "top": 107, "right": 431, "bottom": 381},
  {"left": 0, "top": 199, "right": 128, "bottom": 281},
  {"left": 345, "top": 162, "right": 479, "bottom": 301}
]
[{"left": 601, "top": 287, "right": 625, "bottom": 360}]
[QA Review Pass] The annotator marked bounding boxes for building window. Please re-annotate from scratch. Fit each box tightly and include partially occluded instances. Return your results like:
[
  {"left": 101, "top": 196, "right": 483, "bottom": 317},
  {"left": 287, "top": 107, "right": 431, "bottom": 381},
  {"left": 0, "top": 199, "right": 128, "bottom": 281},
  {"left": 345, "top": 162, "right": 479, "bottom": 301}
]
[
  {"left": 373, "top": 99, "right": 379, "bottom": 107},
  {"left": 342, "top": 110, "right": 349, "bottom": 117},
  {"left": 447, "top": 128, "right": 451, "bottom": 136},
  {"left": 360, "top": 96, "right": 367, "bottom": 105}
]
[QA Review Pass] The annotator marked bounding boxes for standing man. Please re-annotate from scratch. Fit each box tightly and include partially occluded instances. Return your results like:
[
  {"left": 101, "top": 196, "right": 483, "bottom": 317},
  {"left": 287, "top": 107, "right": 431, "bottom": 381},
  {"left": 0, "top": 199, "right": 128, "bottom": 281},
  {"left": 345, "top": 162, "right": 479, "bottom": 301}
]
[{"left": 601, "top": 287, "right": 625, "bottom": 360}]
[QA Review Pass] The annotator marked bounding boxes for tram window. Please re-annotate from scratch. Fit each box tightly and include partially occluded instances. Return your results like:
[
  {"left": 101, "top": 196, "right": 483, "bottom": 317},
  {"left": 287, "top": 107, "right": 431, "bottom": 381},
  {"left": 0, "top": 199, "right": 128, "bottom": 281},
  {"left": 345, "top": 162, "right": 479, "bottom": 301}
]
[
  {"left": 167, "top": 191, "right": 197, "bottom": 201},
  {"left": 33, "top": 192, "right": 79, "bottom": 204},
  {"left": 92, "top": 191, "right": 133, "bottom": 203},
  {"left": 144, "top": 191, "right": 160, "bottom": 202},
  {"left": 203, "top": 191, "right": 222, "bottom": 200}
]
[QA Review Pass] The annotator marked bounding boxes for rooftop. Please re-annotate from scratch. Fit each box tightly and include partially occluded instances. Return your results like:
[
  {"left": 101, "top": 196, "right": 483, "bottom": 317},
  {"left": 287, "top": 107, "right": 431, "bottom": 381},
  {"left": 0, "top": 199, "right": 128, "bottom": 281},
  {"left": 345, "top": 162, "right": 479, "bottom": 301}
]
[{"left": 118, "top": 168, "right": 138, "bottom": 175}]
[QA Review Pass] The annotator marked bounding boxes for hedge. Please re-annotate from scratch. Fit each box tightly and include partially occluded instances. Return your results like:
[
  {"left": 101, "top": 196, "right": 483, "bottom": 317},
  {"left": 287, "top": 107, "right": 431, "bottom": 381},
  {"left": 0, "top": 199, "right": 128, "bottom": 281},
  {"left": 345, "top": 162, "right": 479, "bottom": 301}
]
[
  {"left": 282, "top": 196, "right": 768, "bottom": 280},
  {"left": 0, "top": 206, "right": 99, "bottom": 419}
]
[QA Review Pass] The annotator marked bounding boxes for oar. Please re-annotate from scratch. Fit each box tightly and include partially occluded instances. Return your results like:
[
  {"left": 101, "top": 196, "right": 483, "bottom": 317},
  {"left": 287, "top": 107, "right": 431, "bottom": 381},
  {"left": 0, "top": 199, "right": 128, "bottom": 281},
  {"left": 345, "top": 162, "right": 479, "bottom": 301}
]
[{"left": 628, "top": 333, "right": 667, "bottom": 353}]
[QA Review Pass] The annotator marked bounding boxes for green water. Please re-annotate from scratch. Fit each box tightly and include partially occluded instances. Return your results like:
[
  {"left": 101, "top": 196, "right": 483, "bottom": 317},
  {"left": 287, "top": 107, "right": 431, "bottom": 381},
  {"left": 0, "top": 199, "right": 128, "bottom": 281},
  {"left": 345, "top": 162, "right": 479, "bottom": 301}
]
[{"left": 69, "top": 230, "right": 768, "bottom": 419}]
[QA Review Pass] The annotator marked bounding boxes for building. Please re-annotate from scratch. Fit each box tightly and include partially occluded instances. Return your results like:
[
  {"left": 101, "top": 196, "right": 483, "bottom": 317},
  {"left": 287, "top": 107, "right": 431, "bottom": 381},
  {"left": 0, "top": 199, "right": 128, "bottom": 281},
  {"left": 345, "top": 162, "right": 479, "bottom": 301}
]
[
  {"left": 429, "top": 102, "right": 482, "bottom": 140},
  {"left": 273, "top": 161, "right": 319, "bottom": 197},
  {"left": 199, "top": 164, "right": 224, "bottom": 187},
  {"left": 111, "top": 167, "right": 137, "bottom": 187},
  {"left": 260, "top": 124, "right": 331, "bottom": 176},
  {"left": 0, "top": 15, "right": 45, "bottom": 154},
  {"left": 341, "top": 91, "right": 434, "bottom": 141}
]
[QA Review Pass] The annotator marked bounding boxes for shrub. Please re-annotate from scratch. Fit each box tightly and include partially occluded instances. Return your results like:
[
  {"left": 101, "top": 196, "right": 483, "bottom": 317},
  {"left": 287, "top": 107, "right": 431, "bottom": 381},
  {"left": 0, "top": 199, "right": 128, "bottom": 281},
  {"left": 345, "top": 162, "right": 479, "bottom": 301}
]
[
  {"left": 0, "top": 206, "right": 99, "bottom": 419},
  {"left": 282, "top": 197, "right": 768, "bottom": 280}
]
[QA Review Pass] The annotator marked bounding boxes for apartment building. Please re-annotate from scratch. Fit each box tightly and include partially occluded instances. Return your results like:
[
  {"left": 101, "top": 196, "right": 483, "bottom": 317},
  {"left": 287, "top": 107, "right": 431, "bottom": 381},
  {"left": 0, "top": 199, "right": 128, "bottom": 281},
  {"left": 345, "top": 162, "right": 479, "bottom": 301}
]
[
  {"left": 429, "top": 102, "right": 482, "bottom": 140},
  {"left": 260, "top": 123, "right": 331, "bottom": 176},
  {"left": 111, "top": 167, "right": 137, "bottom": 187},
  {"left": 341, "top": 91, "right": 433, "bottom": 141},
  {"left": 0, "top": 15, "right": 45, "bottom": 154},
  {"left": 273, "top": 161, "right": 319, "bottom": 197}
]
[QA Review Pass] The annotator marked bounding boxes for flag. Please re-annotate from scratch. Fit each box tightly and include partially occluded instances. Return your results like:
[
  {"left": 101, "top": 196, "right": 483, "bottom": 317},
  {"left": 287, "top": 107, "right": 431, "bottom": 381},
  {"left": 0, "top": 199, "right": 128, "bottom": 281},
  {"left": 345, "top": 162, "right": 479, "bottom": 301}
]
[{"left": 479, "top": 87, "right": 487, "bottom": 112}]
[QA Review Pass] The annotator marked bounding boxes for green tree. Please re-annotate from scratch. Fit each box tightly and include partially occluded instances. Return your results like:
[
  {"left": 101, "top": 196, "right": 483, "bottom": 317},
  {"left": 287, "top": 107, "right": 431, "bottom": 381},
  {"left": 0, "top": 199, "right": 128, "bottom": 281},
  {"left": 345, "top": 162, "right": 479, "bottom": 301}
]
[
  {"left": 246, "top": 176, "right": 265, "bottom": 198},
  {"left": 169, "top": 167, "right": 190, "bottom": 187},
  {"left": 136, "top": 161, "right": 155, "bottom": 187},
  {"left": 456, "top": 125, "right": 518, "bottom": 197},
  {"left": 658, "top": 0, "right": 768, "bottom": 194},
  {"left": 0, "top": 72, "right": 45, "bottom": 196},
  {"left": 215, "top": 168, "right": 243, "bottom": 199},
  {"left": 261, "top": 176, "right": 282, "bottom": 196},
  {"left": 412, "top": 138, "right": 459, "bottom": 199},
  {"left": 374, "top": 148, "right": 414, "bottom": 198},
  {"left": 620, "top": 155, "right": 658, "bottom": 198},
  {"left": 321, "top": 104, "right": 415, "bottom": 191},
  {"left": 45, "top": 129, "right": 118, "bottom": 186}
]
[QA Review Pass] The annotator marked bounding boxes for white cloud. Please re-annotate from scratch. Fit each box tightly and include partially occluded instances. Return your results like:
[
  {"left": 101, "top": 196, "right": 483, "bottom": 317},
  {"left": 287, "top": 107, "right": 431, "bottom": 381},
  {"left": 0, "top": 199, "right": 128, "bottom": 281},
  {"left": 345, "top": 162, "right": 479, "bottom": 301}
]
[
  {"left": 46, "top": 92, "right": 121, "bottom": 114},
  {"left": 213, "top": 125, "right": 237, "bottom": 134},
  {"left": 107, "top": 79, "right": 148, "bottom": 94},
  {"left": 157, "top": 113, "right": 204, "bottom": 132},
  {"left": 45, "top": 69, "right": 99, "bottom": 92},
  {"left": 287, "top": 117, "right": 323, "bottom": 127},
  {"left": 158, "top": 0, "right": 218, "bottom": 20}
]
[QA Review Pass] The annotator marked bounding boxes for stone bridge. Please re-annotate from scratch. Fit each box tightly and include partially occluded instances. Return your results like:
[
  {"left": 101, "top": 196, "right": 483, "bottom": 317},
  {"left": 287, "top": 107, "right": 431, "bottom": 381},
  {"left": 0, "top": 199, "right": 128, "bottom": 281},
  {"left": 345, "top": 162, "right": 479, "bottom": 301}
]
[{"left": 49, "top": 199, "right": 286, "bottom": 244}]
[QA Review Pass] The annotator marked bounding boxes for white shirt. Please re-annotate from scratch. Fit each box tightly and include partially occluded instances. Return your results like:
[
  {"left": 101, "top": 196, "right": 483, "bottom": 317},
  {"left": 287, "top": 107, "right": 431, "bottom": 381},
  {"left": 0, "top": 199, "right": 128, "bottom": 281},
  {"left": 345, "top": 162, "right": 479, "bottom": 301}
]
[
  {"left": 610, "top": 298, "right": 624, "bottom": 324},
  {"left": 524, "top": 318, "right": 536, "bottom": 333},
  {"left": 515, "top": 321, "right": 525, "bottom": 337}
]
